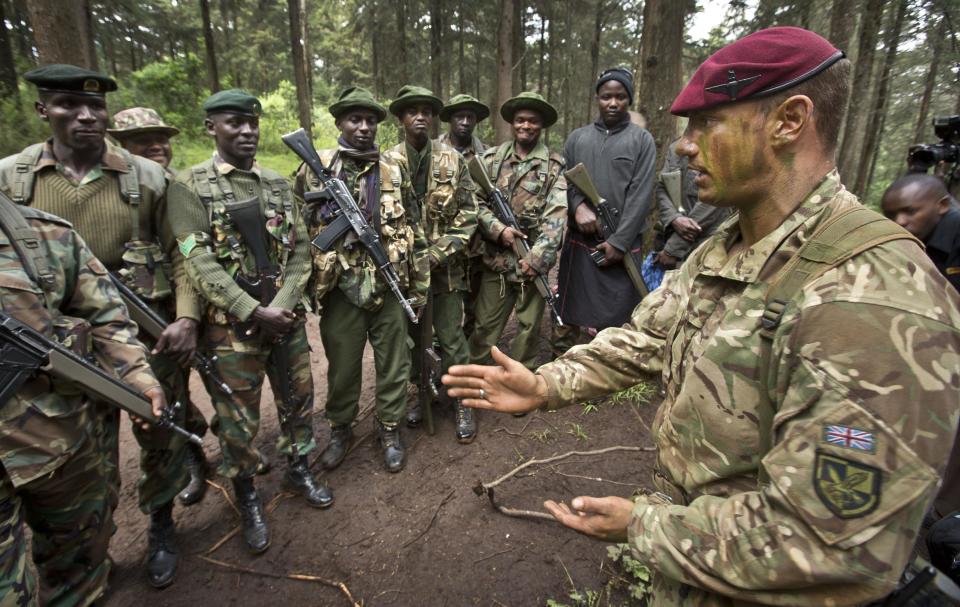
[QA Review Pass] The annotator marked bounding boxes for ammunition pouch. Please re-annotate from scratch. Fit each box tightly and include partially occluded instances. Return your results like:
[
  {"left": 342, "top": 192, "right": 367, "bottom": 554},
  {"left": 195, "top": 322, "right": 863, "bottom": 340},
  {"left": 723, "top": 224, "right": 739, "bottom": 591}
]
[{"left": 119, "top": 240, "right": 172, "bottom": 302}]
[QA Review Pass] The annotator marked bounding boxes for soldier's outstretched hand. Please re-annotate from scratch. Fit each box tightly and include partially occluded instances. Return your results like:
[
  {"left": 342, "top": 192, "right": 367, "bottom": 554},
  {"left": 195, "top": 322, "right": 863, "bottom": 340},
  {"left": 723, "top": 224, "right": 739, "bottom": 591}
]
[
  {"left": 543, "top": 496, "right": 632, "bottom": 542},
  {"left": 443, "top": 346, "right": 548, "bottom": 414}
]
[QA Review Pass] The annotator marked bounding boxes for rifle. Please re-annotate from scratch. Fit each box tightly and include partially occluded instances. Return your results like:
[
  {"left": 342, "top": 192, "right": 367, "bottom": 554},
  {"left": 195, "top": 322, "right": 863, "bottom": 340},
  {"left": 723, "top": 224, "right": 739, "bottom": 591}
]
[
  {"left": 563, "top": 163, "right": 649, "bottom": 298},
  {"left": 466, "top": 156, "right": 563, "bottom": 326},
  {"left": 221, "top": 197, "right": 299, "bottom": 457},
  {"left": 0, "top": 310, "right": 202, "bottom": 446},
  {"left": 418, "top": 293, "right": 442, "bottom": 435},
  {"left": 108, "top": 272, "right": 233, "bottom": 397},
  {"left": 281, "top": 128, "right": 418, "bottom": 323}
]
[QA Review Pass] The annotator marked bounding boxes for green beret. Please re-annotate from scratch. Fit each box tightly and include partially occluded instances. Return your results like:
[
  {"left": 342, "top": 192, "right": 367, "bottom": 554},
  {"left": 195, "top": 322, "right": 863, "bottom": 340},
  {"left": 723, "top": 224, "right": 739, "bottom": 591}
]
[
  {"left": 388, "top": 85, "right": 443, "bottom": 118},
  {"left": 500, "top": 91, "right": 558, "bottom": 128},
  {"left": 439, "top": 94, "right": 490, "bottom": 122},
  {"left": 202, "top": 89, "right": 262, "bottom": 116},
  {"left": 24, "top": 64, "right": 117, "bottom": 96},
  {"left": 328, "top": 86, "right": 387, "bottom": 122}
]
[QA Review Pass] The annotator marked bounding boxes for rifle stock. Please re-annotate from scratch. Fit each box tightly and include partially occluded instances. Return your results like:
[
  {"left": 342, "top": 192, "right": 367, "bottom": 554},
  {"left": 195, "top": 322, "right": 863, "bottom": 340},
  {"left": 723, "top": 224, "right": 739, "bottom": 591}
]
[
  {"left": 564, "top": 163, "right": 649, "bottom": 298},
  {"left": 418, "top": 293, "right": 441, "bottom": 435}
]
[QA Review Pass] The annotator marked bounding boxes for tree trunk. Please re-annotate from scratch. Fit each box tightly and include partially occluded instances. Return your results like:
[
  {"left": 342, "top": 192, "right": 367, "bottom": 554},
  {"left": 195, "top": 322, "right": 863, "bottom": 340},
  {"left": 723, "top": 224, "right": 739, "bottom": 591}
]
[
  {"left": 431, "top": 0, "right": 443, "bottom": 96},
  {"left": 0, "top": 0, "right": 18, "bottom": 97},
  {"left": 396, "top": 0, "right": 408, "bottom": 85},
  {"left": 513, "top": 0, "right": 524, "bottom": 92},
  {"left": 836, "top": 0, "right": 884, "bottom": 182},
  {"left": 586, "top": 0, "right": 604, "bottom": 123},
  {"left": 199, "top": 0, "right": 220, "bottom": 92},
  {"left": 495, "top": 0, "right": 516, "bottom": 143},
  {"left": 912, "top": 17, "right": 945, "bottom": 145},
  {"left": 287, "top": 0, "right": 312, "bottom": 134},
  {"left": 754, "top": 0, "right": 781, "bottom": 30},
  {"left": 371, "top": 0, "right": 381, "bottom": 96},
  {"left": 537, "top": 5, "right": 546, "bottom": 93},
  {"left": 828, "top": 0, "right": 858, "bottom": 51},
  {"left": 853, "top": 0, "right": 906, "bottom": 196},
  {"left": 26, "top": 0, "right": 96, "bottom": 68},
  {"left": 638, "top": 0, "right": 686, "bottom": 169},
  {"left": 458, "top": 0, "right": 466, "bottom": 92},
  {"left": 81, "top": 0, "right": 98, "bottom": 70}
]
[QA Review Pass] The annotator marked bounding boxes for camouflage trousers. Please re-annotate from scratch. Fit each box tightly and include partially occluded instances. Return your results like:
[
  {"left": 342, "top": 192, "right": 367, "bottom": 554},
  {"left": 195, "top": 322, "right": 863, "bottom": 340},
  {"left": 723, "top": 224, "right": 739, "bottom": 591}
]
[
  {"left": 320, "top": 288, "right": 410, "bottom": 427},
  {"left": 409, "top": 288, "right": 470, "bottom": 382},
  {"left": 468, "top": 270, "right": 546, "bottom": 370},
  {"left": 204, "top": 321, "right": 316, "bottom": 479},
  {"left": 132, "top": 349, "right": 210, "bottom": 514},
  {"left": 0, "top": 431, "right": 111, "bottom": 607}
]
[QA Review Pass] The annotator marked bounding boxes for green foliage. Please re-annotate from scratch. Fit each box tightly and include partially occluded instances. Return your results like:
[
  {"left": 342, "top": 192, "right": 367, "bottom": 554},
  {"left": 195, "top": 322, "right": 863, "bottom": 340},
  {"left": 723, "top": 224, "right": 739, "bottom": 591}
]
[
  {"left": 606, "top": 544, "right": 652, "bottom": 601},
  {"left": 545, "top": 545, "right": 652, "bottom": 607},
  {"left": 566, "top": 422, "right": 589, "bottom": 442},
  {"left": 609, "top": 382, "right": 657, "bottom": 407}
]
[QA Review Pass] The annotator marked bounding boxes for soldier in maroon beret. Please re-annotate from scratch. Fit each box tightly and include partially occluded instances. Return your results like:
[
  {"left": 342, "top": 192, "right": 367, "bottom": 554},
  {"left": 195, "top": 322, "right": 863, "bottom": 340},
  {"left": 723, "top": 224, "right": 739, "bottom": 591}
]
[{"left": 444, "top": 26, "right": 960, "bottom": 603}]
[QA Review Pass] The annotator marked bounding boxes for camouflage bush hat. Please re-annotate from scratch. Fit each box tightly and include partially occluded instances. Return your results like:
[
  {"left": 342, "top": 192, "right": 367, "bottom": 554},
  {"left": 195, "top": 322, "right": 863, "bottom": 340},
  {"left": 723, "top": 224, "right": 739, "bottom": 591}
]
[
  {"left": 389, "top": 85, "right": 444, "bottom": 118},
  {"left": 439, "top": 94, "right": 490, "bottom": 122},
  {"left": 108, "top": 107, "right": 180, "bottom": 138},
  {"left": 671, "top": 26, "right": 844, "bottom": 116},
  {"left": 24, "top": 64, "right": 117, "bottom": 96},
  {"left": 202, "top": 89, "right": 262, "bottom": 116},
  {"left": 499, "top": 91, "right": 558, "bottom": 128},
  {"left": 329, "top": 86, "right": 387, "bottom": 122}
]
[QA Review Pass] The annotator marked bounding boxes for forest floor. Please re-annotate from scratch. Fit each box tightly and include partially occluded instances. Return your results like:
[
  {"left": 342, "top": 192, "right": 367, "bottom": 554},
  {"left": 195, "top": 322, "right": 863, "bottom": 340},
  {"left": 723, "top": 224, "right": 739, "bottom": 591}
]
[{"left": 103, "top": 314, "right": 662, "bottom": 607}]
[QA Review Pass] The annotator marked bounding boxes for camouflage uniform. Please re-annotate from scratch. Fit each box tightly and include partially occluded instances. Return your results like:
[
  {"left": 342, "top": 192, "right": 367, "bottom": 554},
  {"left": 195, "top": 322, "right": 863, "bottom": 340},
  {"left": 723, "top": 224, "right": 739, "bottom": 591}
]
[
  {"left": 0, "top": 140, "right": 205, "bottom": 517},
  {"left": 295, "top": 147, "right": 429, "bottom": 428},
  {"left": 385, "top": 139, "right": 477, "bottom": 381},
  {"left": 469, "top": 140, "right": 567, "bottom": 370},
  {"left": 537, "top": 172, "right": 960, "bottom": 604},
  {"left": 168, "top": 154, "right": 315, "bottom": 479},
  {"left": 0, "top": 202, "right": 158, "bottom": 607}
]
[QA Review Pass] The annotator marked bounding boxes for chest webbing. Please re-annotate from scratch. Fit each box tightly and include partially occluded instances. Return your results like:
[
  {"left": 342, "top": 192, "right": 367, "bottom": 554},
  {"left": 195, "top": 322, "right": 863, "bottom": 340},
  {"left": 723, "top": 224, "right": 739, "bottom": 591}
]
[{"left": 0, "top": 190, "right": 56, "bottom": 302}]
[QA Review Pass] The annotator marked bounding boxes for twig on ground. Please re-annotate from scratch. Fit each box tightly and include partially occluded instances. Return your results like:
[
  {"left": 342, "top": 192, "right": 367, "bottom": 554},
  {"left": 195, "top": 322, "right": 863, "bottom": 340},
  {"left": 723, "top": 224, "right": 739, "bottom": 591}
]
[
  {"left": 202, "top": 491, "right": 295, "bottom": 556},
  {"left": 547, "top": 465, "right": 640, "bottom": 488},
  {"left": 483, "top": 487, "right": 556, "bottom": 522},
  {"left": 473, "top": 548, "right": 515, "bottom": 564},
  {"left": 197, "top": 555, "right": 360, "bottom": 607},
  {"left": 401, "top": 488, "right": 456, "bottom": 548},
  {"left": 206, "top": 480, "right": 240, "bottom": 517}
]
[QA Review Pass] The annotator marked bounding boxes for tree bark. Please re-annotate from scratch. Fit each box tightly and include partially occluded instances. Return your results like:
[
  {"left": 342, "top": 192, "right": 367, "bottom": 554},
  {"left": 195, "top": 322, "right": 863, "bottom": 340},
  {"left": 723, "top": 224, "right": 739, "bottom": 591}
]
[
  {"left": 912, "top": 16, "right": 945, "bottom": 145},
  {"left": 495, "top": 0, "right": 516, "bottom": 143},
  {"left": 371, "top": 0, "right": 381, "bottom": 96},
  {"left": 0, "top": 0, "right": 18, "bottom": 97},
  {"left": 431, "top": 0, "right": 443, "bottom": 96},
  {"left": 828, "top": 0, "right": 859, "bottom": 50},
  {"left": 587, "top": 0, "right": 604, "bottom": 124},
  {"left": 396, "top": 0, "right": 408, "bottom": 85},
  {"left": 853, "top": 0, "right": 906, "bottom": 196},
  {"left": 287, "top": 0, "right": 312, "bottom": 134},
  {"left": 514, "top": 0, "right": 524, "bottom": 92},
  {"left": 638, "top": 0, "right": 686, "bottom": 169},
  {"left": 537, "top": 5, "right": 546, "bottom": 93},
  {"left": 26, "top": 0, "right": 97, "bottom": 68},
  {"left": 200, "top": 0, "right": 220, "bottom": 92},
  {"left": 836, "top": 0, "right": 884, "bottom": 182},
  {"left": 458, "top": 0, "right": 466, "bottom": 92}
]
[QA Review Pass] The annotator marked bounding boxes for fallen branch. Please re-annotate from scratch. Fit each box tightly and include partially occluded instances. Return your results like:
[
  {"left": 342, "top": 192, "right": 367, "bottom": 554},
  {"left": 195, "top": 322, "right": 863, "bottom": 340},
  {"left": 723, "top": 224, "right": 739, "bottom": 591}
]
[
  {"left": 206, "top": 480, "right": 240, "bottom": 517},
  {"left": 484, "top": 487, "right": 556, "bottom": 522},
  {"left": 547, "top": 465, "right": 640, "bottom": 488},
  {"left": 473, "top": 548, "right": 515, "bottom": 564},
  {"left": 203, "top": 491, "right": 296, "bottom": 556},
  {"left": 402, "top": 488, "right": 456, "bottom": 548},
  {"left": 197, "top": 555, "right": 360, "bottom": 607}
]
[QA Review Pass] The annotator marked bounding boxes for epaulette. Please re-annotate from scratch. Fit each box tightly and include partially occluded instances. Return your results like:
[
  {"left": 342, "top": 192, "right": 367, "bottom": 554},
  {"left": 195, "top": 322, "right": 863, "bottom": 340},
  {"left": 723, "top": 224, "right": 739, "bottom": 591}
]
[{"left": 17, "top": 205, "right": 74, "bottom": 228}]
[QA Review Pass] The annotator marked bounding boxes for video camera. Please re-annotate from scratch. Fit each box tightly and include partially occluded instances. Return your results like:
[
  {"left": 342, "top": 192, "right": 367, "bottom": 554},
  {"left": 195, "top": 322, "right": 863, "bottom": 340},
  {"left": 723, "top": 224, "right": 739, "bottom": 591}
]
[{"left": 908, "top": 115, "right": 959, "bottom": 190}]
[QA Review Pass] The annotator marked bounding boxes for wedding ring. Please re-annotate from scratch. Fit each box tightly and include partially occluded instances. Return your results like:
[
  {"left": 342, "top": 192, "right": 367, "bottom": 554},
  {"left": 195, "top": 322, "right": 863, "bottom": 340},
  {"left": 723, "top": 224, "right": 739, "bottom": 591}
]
[{"left": 479, "top": 388, "right": 486, "bottom": 400}]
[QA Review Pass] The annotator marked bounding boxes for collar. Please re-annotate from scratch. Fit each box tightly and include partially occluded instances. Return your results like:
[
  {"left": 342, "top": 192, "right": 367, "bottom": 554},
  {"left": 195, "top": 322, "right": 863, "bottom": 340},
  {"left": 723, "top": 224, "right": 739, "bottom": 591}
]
[
  {"left": 925, "top": 206, "right": 960, "bottom": 254},
  {"left": 212, "top": 151, "right": 261, "bottom": 177},
  {"left": 592, "top": 114, "right": 631, "bottom": 134},
  {"left": 35, "top": 138, "right": 129, "bottom": 173},
  {"left": 698, "top": 170, "right": 843, "bottom": 283},
  {"left": 507, "top": 139, "right": 549, "bottom": 163},
  {"left": 405, "top": 139, "right": 432, "bottom": 161}
]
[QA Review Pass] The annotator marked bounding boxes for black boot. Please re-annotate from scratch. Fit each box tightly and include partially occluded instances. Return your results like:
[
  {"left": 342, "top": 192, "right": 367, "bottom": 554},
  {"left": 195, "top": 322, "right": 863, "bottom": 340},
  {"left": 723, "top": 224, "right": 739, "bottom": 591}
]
[
  {"left": 231, "top": 476, "right": 270, "bottom": 554},
  {"left": 455, "top": 400, "right": 477, "bottom": 444},
  {"left": 319, "top": 425, "right": 352, "bottom": 470},
  {"left": 178, "top": 442, "right": 208, "bottom": 506},
  {"left": 405, "top": 400, "right": 422, "bottom": 427},
  {"left": 146, "top": 502, "right": 178, "bottom": 588},
  {"left": 285, "top": 456, "right": 334, "bottom": 508},
  {"left": 378, "top": 421, "right": 405, "bottom": 473}
]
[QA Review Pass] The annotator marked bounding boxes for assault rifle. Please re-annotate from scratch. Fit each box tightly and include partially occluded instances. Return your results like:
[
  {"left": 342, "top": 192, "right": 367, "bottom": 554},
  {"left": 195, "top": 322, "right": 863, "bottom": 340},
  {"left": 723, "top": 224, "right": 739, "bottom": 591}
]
[
  {"left": 466, "top": 156, "right": 563, "bottom": 326},
  {"left": 564, "top": 163, "right": 649, "bottom": 298},
  {"left": 108, "top": 273, "right": 233, "bottom": 396},
  {"left": 0, "top": 310, "right": 203, "bottom": 445},
  {"left": 281, "top": 128, "right": 418, "bottom": 323},
  {"left": 418, "top": 293, "right": 442, "bottom": 435}
]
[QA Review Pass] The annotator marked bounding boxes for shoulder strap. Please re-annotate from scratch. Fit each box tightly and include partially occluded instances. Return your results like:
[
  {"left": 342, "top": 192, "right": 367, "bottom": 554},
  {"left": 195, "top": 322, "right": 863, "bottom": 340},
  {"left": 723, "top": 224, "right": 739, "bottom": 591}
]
[
  {"left": 0, "top": 190, "right": 56, "bottom": 297},
  {"left": 115, "top": 148, "right": 142, "bottom": 242},
  {"left": 756, "top": 204, "right": 919, "bottom": 481},
  {"left": 10, "top": 144, "right": 44, "bottom": 205}
]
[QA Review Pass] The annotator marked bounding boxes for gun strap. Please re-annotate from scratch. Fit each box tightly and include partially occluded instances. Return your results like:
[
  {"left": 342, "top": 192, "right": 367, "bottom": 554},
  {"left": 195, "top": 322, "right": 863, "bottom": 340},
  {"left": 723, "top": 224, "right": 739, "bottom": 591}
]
[
  {"left": 115, "top": 149, "right": 143, "bottom": 242},
  {"left": 0, "top": 191, "right": 57, "bottom": 300},
  {"left": 754, "top": 203, "right": 918, "bottom": 484},
  {"left": 10, "top": 144, "right": 43, "bottom": 205}
]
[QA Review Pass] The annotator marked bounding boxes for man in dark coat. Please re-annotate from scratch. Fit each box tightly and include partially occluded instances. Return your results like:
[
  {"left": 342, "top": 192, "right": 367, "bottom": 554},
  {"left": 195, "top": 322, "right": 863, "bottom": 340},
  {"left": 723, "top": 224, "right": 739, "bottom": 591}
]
[{"left": 553, "top": 68, "right": 656, "bottom": 355}]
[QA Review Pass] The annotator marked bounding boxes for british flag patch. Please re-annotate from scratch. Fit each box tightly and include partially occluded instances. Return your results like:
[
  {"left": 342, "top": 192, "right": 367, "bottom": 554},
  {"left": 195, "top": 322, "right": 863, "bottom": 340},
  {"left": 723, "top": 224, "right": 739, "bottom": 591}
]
[{"left": 823, "top": 425, "right": 876, "bottom": 453}]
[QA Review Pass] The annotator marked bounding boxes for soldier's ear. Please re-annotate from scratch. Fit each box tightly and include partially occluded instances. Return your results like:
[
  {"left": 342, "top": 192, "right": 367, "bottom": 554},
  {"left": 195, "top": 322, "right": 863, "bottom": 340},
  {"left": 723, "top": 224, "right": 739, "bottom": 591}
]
[
  {"left": 204, "top": 117, "right": 216, "bottom": 137},
  {"left": 35, "top": 100, "right": 48, "bottom": 121},
  {"left": 769, "top": 95, "right": 813, "bottom": 149}
]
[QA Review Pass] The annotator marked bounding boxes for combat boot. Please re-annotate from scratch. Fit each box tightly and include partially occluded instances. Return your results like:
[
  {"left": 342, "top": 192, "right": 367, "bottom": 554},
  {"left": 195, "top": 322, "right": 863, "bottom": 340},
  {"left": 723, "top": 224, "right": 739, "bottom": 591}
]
[
  {"left": 231, "top": 476, "right": 270, "bottom": 554},
  {"left": 405, "top": 400, "right": 422, "bottom": 427},
  {"left": 178, "top": 442, "right": 208, "bottom": 506},
  {"left": 378, "top": 420, "right": 405, "bottom": 473},
  {"left": 285, "top": 456, "right": 334, "bottom": 508},
  {"left": 146, "top": 501, "right": 178, "bottom": 588},
  {"left": 454, "top": 400, "right": 477, "bottom": 444},
  {"left": 319, "top": 424, "right": 352, "bottom": 470}
]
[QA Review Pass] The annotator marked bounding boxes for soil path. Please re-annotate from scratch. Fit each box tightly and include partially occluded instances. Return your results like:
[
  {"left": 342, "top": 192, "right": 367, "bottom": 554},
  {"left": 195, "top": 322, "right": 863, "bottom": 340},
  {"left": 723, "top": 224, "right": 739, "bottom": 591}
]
[{"left": 104, "top": 316, "right": 660, "bottom": 606}]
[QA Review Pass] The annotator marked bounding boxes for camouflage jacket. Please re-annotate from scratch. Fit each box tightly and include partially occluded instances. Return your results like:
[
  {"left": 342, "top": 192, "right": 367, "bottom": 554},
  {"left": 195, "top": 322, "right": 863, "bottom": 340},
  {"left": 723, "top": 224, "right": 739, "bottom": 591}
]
[
  {"left": 385, "top": 139, "right": 477, "bottom": 292},
  {"left": 167, "top": 154, "right": 312, "bottom": 326},
  {"left": 0, "top": 205, "right": 157, "bottom": 487},
  {"left": 537, "top": 171, "right": 960, "bottom": 605},
  {"left": 477, "top": 140, "right": 567, "bottom": 281},
  {"left": 437, "top": 132, "right": 487, "bottom": 161},
  {"left": 293, "top": 148, "right": 429, "bottom": 310}
]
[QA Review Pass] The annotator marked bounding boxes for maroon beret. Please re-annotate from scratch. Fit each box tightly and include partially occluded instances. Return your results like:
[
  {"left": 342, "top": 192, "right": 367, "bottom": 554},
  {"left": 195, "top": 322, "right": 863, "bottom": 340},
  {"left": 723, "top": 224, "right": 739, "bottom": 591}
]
[{"left": 670, "top": 26, "right": 844, "bottom": 116}]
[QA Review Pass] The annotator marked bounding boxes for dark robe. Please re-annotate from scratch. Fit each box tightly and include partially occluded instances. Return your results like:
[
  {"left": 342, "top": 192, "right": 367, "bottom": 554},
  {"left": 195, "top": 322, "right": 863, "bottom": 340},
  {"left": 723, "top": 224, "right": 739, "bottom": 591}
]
[{"left": 556, "top": 116, "right": 656, "bottom": 328}]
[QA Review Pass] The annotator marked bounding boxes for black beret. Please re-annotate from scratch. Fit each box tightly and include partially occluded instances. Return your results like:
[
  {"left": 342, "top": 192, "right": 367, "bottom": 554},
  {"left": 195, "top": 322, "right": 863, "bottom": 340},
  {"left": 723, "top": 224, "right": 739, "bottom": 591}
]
[{"left": 24, "top": 64, "right": 117, "bottom": 96}]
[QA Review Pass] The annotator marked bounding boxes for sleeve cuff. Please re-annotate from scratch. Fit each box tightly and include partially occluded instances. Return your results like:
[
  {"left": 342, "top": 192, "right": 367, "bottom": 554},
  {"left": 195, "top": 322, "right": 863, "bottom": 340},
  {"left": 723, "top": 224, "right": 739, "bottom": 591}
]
[
  {"left": 229, "top": 295, "right": 260, "bottom": 322},
  {"left": 536, "top": 366, "right": 564, "bottom": 410}
]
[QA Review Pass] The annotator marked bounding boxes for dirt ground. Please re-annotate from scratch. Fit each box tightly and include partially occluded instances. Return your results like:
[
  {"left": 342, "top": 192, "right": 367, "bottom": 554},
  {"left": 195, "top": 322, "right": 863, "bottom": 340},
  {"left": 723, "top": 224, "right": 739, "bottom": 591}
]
[{"left": 103, "top": 315, "right": 661, "bottom": 607}]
